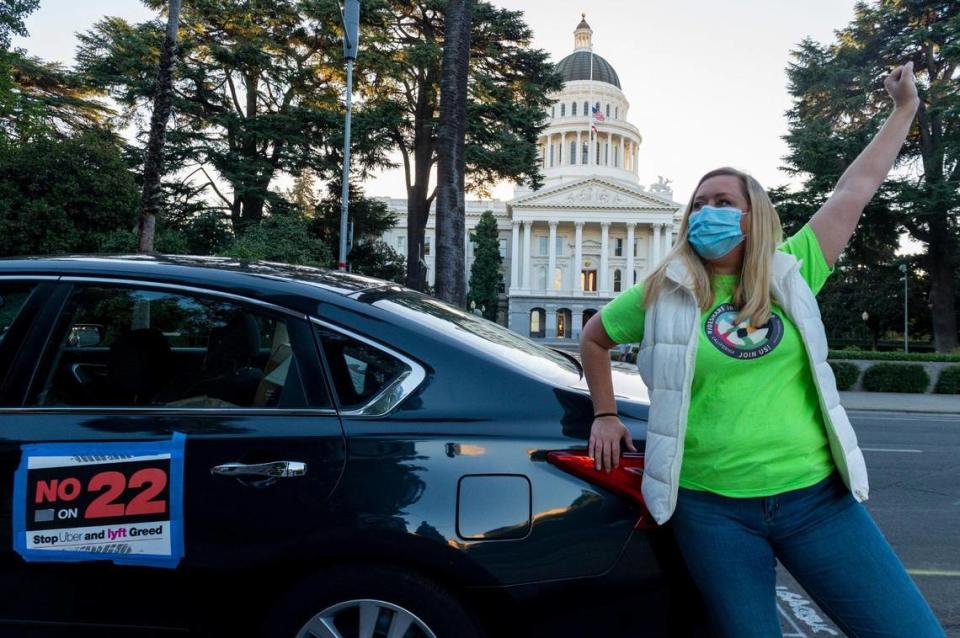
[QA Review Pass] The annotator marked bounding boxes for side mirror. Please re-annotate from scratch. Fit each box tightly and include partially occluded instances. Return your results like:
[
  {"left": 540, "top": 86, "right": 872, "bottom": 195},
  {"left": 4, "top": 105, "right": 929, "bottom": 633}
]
[{"left": 67, "top": 324, "right": 104, "bottom": 348}]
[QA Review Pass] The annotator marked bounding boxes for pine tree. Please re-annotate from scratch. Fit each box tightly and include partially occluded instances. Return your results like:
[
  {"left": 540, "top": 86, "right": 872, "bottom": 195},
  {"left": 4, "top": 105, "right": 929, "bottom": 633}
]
[{"left": 466, "top": 210, "right": 502, "bottom": 321}]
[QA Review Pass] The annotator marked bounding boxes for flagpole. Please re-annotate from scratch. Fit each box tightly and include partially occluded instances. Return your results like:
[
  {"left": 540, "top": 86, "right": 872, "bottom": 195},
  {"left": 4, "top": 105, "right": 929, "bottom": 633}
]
[{"left": 588, "top": 42, "right": 594, "bottom": 166}]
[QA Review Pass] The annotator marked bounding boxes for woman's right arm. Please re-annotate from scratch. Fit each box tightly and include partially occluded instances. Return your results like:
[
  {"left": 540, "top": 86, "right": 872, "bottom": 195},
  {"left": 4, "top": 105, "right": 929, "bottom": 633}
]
[{"left": 580, "top": 313, "right": 637, "bottom": 473}]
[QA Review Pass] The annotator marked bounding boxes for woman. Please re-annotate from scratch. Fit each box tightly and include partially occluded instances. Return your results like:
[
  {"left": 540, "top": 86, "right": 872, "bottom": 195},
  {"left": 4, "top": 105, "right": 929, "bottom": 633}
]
[{"left": 580, "top": 62, "right": 944, "bottom": 637}]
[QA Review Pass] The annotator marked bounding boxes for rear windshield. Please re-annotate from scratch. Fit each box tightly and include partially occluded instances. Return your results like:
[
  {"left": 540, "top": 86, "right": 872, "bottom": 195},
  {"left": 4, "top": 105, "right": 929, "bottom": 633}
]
[{"left": 372, "top": 290, "right": 581, "bottom": 384}]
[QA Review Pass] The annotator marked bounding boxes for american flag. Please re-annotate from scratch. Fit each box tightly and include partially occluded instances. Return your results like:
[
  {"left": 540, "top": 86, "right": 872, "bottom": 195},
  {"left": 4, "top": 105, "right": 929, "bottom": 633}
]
[{"left": 592, "top": 103, "right": 605, "bottom": 123}]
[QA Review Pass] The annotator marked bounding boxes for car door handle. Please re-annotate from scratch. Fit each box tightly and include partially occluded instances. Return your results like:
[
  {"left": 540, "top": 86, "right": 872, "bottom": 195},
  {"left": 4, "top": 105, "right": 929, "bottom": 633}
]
[{"left": 211, "top": 461, "right": 307, "bottom": 478}]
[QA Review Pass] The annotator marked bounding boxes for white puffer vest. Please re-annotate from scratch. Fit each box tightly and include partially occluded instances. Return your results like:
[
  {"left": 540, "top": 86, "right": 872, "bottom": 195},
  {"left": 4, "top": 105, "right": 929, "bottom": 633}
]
[{"left": 636, "top": 251, "right": 869, "bottom": 524}]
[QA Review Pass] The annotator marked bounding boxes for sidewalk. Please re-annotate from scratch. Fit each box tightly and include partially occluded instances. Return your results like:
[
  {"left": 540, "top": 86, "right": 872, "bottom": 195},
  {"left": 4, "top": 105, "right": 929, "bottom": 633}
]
[{"left": 840, "top": 391, "right": 960, "bottom": 415}]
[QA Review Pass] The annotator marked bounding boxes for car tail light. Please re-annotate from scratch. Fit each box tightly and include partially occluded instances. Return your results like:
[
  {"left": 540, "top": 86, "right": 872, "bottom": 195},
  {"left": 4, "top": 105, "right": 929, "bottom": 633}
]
[{"left": 546, "top": 450, "right": 656, "bottom": 529}]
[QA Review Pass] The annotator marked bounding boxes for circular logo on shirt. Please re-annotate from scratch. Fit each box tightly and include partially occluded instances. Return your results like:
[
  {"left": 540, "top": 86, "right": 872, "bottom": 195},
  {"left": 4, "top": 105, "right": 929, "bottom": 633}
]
[{"left": 704, "top": 303, "right": 784, "bottom": 360}]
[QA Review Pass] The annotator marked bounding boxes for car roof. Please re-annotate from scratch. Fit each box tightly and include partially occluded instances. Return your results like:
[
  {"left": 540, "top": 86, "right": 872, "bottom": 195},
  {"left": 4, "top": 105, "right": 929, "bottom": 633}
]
[{"left": 0, "top": 255, "right": 394, "bottom": 314}]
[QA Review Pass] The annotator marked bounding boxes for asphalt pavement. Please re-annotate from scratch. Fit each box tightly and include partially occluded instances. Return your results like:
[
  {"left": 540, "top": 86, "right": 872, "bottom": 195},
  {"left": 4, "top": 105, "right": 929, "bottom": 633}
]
[{"left": 775, "top": 409, "right": 960, "bottom": 637}]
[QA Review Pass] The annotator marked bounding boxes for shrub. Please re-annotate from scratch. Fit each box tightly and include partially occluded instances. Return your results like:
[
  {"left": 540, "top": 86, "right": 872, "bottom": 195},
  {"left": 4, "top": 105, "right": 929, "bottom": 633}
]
[
  {"left": 862, "top": 363, "right": 930, "bottom": 393},
  {"left": 934, "top": 366, "right": 960, "bottom": 394},
  {"left": 828, "top": 361, "right": 860, "bottom": 391}
]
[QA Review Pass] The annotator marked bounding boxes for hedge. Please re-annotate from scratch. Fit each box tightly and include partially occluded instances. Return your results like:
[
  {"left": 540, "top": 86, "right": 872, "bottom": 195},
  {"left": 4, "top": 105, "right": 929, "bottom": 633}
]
[
  {"left": 934, "top": 365, "right": 960, "bottom": 394},
  {"left": 828, "top": 361, "right": 860, "bottom": 391},
  {"left": 828, "top": 350, "right": 960, "bottom": 363},
  {"left": 862, "top": 363, "right": 930, "bottom": 393}
]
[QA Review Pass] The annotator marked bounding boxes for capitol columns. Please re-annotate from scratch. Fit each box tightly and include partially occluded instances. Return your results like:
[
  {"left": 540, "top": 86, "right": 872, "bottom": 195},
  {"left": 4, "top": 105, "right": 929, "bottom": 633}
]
[
  {"left": 522, "top": 220, "right": 533, "bottom": 290},
  {"left": 652, "top": 223, "right": 663, "bottom": 266},
  {"left": 626, "top": 222, "right": 636, "bottom": 287},
  {"left": 547, "top": 221, "right": 558, "bottom": 292},
  {"left": 574, "top": 221, "right": 584, "bottom": 294},
  {"left": 600, "top": 221, "right": 610, "bottom": 293},
  {"left": 510, "top": 220, "right": 520, "bottom": 291}
]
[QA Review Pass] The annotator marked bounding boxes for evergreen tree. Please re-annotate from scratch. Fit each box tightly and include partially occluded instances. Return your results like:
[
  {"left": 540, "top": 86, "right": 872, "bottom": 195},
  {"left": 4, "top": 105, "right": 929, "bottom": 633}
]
[
  {"left": 779, "top": 1, "right": 959, "bottom": 351},
  {"left": 361, "top": 0, "right": 561, "bottom": 290},
  {"left": 466, "top": 210, "right": 502, "bottom": 321}
]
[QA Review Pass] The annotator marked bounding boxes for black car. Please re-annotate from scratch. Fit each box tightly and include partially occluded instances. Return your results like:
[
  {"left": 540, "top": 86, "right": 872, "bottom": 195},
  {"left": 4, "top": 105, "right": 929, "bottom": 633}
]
[{"left": 0, "top": 256, "right": 702, "bottom": 638}]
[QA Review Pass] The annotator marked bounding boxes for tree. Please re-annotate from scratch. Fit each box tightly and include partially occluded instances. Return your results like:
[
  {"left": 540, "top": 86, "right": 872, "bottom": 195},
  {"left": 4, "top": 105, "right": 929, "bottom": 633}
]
[
  {"left": 313, "top": 179, "right": 405, "bottom": 280},
  {"left": 434, "top": 0, "right": 473, "bottom": 306},
  {"left": 780, "top": 1, "right": 959, "bottom": 351},
  {"left": 0, "top": 0, "right": 107, "bottom": 142},
  {"left": 0, "top": 129, "right": 139, "bottom": 256},
  {"left": 0, "top": 0, "right": 38, "bottom": 50},
  {"left": 137, "top": 0, "right": 182, "bottom": 253},
  {"left": 360, "top": 1, "right": 561, "bottom": 290},
  {"left": 77, "top": 0, "right": 395, "bottom": 236},
  {"left": 466, "top": 210, "right": 502, "bottom": 321}
]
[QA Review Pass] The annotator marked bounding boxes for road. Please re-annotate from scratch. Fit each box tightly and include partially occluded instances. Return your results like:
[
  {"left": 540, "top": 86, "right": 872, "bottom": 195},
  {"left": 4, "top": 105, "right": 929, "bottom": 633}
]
[{"left": 775, "top": 410, "right": 960, "bottom": 637}]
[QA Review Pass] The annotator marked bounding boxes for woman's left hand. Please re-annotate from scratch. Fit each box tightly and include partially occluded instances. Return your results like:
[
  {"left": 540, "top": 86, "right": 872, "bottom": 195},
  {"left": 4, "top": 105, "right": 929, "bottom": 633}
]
[{"left": 884, "top": 61, "right": 919, "bottom": 109}]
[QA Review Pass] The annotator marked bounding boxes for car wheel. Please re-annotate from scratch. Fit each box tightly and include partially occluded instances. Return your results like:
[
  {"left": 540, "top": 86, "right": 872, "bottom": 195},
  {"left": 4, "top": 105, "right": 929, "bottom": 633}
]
[{"left": 263, "top": 564, "right": 486, "bottom": 638}]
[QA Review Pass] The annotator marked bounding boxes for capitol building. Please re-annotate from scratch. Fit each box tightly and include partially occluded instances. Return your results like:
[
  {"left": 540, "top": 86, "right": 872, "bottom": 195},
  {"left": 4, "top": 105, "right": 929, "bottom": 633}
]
[{"left": 377, "top": 16, "right": 681, "bottom": 342}]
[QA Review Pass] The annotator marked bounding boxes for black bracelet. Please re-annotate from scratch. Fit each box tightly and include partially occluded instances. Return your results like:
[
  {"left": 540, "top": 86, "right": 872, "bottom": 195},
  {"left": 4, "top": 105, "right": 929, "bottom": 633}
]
[{"left": 594, "top": 412, "right": 618, "bottom": 419}]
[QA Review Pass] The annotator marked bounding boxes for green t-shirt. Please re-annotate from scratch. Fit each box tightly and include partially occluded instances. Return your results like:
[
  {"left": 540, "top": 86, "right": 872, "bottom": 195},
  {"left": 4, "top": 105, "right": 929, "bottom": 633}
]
[{"left": 600, "top": 223, "right": 836, "bottom": 497}]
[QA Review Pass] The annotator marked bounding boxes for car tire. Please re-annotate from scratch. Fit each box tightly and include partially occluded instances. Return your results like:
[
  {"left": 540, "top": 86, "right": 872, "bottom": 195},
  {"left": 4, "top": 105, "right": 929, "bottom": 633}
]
[{"left": 262, "top": 563, "right": 486, "bottom": 638}]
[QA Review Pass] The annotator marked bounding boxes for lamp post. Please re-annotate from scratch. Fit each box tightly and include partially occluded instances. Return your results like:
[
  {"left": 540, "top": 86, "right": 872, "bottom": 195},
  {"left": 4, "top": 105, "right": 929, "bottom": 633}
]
[
  {"left": 338, "top": 0, "right": 360, "bottom": 271},
  {"left": 898, "top": 263, "right": 908, "bottom": 353}
]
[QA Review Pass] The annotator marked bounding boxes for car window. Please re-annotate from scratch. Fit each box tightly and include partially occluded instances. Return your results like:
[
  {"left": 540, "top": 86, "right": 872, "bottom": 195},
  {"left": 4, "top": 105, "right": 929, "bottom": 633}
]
[
  {"left": 0, "top": 283, "right": 38, "bottom": 381},
  {"left": 315, "top": 326, "right": 411, "bottom": 413},
  {"left": 32, "top": 285, "right": 318, "bottom": 409},
  {"left": 0, "top": 284, "right": 35, "bottom": 346},
  {"left": 371, "top": 290, "right": 581, "bottom": 385}
]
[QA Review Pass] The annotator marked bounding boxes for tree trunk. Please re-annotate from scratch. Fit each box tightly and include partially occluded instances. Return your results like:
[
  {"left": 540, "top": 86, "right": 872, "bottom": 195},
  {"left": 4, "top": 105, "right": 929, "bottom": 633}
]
[
  {"left": 137, "top": 0, "right": 181, "bottom": 253},
  {"left": 434, "top": 0, "right": 473, "bottom": 307},
  {"left": 926, "top": 222, "right": 958, "bottom": 352}
]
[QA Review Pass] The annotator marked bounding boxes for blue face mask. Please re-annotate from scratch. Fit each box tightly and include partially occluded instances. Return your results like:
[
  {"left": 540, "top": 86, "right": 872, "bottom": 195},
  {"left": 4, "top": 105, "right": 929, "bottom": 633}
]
[{"left": 687, "top": 205, "right": 748, "bottom": 260}]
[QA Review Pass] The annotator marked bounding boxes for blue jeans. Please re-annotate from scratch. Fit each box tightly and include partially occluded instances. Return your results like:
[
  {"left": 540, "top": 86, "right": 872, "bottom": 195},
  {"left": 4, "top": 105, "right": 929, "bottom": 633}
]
[{"left": 671, "top": 473, "right": 944, "bottom": 637}]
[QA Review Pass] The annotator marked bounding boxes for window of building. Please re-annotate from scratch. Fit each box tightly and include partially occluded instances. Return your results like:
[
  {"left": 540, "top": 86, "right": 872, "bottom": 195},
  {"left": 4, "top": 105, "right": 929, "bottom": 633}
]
[
  {"left": 551, "top": 105, "right": 555, "bottom": 118},
  {"left": 538, "top": 236, "right": 548, "bottom": 256},
  {"left": 571, "top": 102, "right": 577, "bottom": 116},
  {"left": 529, "top": 308, "right": 545, "bottom": 338},
  {"left": 32, "top": 286, "right": 318, "bottom": 409},
  {"left": 581, "top": 270, "right": 598, "bottom": 292},
  {"left": 570, "top": 141, "right": 577, "bottom": 165},
  {"left": 555, "top": 236, "right": 564, "bottom": 256},
  {"left": 498, "top": 238, "right": 507, "bottom": 258},
  {"left": 615, "top": 106, "right": 619, "bottom": 119},
  {"left": 553, "top": 267, "right": 562, "bottom": 291},
  {"left": 556, "top": 309, "right": 572, "bottom": 339},
  {"left": 614, "top": 237, "right": 623, "bottom": 257},
  {"left": 581, "top": 142, "right": 589, "bottom": 164},
  {"left": 549, "top": 144, "right": 554, "bottom": 167},
  {"left": 424, "top": 236, "right": 431, "bottom": 256},
  {"left": 536, "top": 267, "right": 547, "bottom": 291},
  {"left": 595, "top": 142, "right": 600, "bottom": 164},
  {"left": 397, "top": 235, "right": 406, "bottom": 252},
  {"left": 613, "top": 269, "right": 622, "bottom": 292},
  {"left": 561, "top": 103, "right": 566, "bottom": 117},
  {"left": 604, "top": 143, "right": 609, "bottom": 165}
]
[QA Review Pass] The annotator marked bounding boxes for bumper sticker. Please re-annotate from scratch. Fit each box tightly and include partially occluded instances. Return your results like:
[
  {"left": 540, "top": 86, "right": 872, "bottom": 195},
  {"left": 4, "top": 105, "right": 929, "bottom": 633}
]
[{"left": 13, "top": 433, "right": 185, "bottom": 568}]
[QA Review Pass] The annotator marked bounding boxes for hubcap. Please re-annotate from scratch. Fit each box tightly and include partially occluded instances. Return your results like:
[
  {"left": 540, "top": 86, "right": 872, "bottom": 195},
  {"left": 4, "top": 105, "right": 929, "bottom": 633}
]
[{"left": 296, "top": 598, "right": 438, "bottom": 638}]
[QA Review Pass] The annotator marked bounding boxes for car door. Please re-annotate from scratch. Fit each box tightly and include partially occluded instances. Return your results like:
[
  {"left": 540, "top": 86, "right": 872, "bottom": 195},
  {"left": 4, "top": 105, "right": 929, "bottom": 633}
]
[{"left": 0, "top": 278, "right": 345, "bottom": 633}]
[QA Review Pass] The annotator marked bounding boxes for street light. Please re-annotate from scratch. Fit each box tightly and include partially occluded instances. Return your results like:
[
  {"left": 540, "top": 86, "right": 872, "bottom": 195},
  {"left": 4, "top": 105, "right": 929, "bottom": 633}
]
[
  {"left": 338, "top": 0, "right": 360, "bottom": 271},
  {"left": 898, "top": 263, "right": 909, "bottom": 353}
]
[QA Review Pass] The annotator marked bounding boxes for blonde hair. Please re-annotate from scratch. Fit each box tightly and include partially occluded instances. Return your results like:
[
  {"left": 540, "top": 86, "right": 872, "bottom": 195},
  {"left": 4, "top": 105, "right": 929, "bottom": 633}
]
[{"left": 642, "top": 167, "right": 783, "bottom": 326}]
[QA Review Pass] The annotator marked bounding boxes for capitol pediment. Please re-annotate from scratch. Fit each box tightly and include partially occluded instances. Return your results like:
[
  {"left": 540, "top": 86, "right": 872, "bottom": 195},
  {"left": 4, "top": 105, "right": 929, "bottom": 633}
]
[{"left": 511, "top": 178, "right": 677, "bottom": 211}]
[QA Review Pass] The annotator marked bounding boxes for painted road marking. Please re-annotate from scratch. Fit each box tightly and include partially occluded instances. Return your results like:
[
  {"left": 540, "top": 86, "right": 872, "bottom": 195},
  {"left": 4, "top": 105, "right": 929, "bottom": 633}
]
[
  {"left": 776, "top": 586, "right": 839, "bottom": 636},
  {"left": 848, "top": 414, "right": 960, "bottom": 423},
  {"left": 908, "top": 568, "right": 960, "bottom": 577},
  {"left": 861, "top": 447, "right": 922, "bottom": 453},
  {"left": 778, "top": 603, "right": 808, "bottom": 637}
]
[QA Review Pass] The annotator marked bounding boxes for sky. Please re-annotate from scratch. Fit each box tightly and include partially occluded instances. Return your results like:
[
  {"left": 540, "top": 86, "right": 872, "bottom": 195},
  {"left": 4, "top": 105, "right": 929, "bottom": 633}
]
[{"left": 16, "top": 0, "right": 901, "bottom": 220}]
